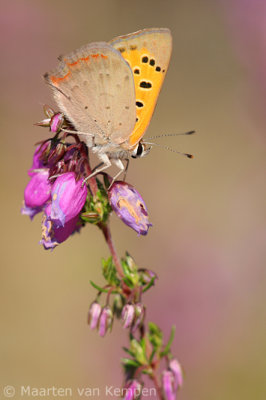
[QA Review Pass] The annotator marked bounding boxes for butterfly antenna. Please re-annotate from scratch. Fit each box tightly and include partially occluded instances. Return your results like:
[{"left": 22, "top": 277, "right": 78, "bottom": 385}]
[
  {"left": 144, "top": 141, "right": 194, "bottom": 159},
  {"left": 145, "top": 130, "right": 195, "bottom": 140}
]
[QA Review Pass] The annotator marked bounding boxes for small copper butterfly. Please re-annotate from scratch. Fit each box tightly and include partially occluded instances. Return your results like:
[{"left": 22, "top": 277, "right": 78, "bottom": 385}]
[{"left": 44, "top": 28, "right": 172, "bottom": 181}]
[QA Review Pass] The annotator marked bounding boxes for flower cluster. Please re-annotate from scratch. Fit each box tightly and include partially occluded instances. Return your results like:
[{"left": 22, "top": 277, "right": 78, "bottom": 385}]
[{"left": 22, "top": 106, "right": 152, "bottom": 249}]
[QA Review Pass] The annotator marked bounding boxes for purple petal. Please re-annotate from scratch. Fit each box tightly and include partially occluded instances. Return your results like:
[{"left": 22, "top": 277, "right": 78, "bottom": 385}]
[
  {"left": 28, "top": 143, "right": 49, "bottom": 176},
  {"left": 21, "top": 202, "right": 43, "bottom": 220},
  {"left": 24, "top": 170, "right": 51, "bottom": 208},
  {"left": 49, "top": 172, "right": 87, "bottom": 227},
  {"left": 108, "top": 181, "right": 152, "bottom": 235},
  {"left": 40, "top": 210, "right": 81, "bottom": 250}
]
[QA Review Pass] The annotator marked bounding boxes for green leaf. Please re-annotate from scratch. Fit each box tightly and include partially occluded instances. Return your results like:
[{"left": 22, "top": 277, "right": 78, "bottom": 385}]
[
  {"left": 160, "top": 325, "right": 176, "bottom": 357},
  {"left": 148, "top": 322, "right": 163, "bottom": 351},
  {"left": 102, "top": 257, "right": 121, "bottom": 287},
  {"left": 142, "top": 277, "right": 156, "bottom": 293},
  {"left": 89, "top": 280, "right": 119, "bottom": 294},
  {"left": 130, "top": 339, "right": 148, "bottom": 365},
  {"left": 121, "top": 358, "right": 140, "bottom": 368}
]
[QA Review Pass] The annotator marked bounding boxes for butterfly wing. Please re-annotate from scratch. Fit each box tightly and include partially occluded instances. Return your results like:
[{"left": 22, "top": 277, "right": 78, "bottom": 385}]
[
  {"left": 44, "top": 42, "right": 136, "bottom": 146},
  {"left": 110, "top": 28, "right": 172, "bottom": 147}
]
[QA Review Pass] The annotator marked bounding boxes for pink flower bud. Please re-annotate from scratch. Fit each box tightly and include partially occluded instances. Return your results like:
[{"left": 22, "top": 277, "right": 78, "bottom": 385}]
[
  {"left": 123, "top": 380, "right": 142, "bottom": 400},
  {"left": 50, "top": 112, "right": 64, "bottom": 133},
  {"left": 98, "top": 306, "right": 113, "bottom": 337},
  {"left": 121, "top": 304, "right": 135, "bottom": 329},
  {"left": 169, "top": 359, "right": 183, "bottom": 390},
  {"left": 88, "top": 302, "right": 102, "bottom": 330},
  {"left": 162, "top": 370, "right": 176, "bottom": 400},
  {"left": 131, "top": 303, "right": 145, "bottom": 333}
]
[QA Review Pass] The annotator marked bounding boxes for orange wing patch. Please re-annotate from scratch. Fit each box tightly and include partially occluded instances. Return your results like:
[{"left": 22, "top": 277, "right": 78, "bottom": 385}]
[{"left": 119, "top": 47, "right": 166, "bottom": 146}]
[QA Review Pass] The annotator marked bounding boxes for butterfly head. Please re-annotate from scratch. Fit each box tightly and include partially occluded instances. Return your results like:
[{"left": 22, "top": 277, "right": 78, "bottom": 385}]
[{"left": 131, "top": 141, "right": 151, "bottom": 159}]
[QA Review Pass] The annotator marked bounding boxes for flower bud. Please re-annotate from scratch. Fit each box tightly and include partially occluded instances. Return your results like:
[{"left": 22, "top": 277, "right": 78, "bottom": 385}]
[
  {"left": 123, "top": 380, "right": 142, "bottom": 400},
  {"left": 162, "top": 370, "right": 176, "bottom": 400},
  {"left": 131, "top": 303, "right": 145, "bottom": 333},
  {"left": 28, "top": 143, "right": 50, "bottom": 176},
  {"left": 169, "top": 359, "right": 183, "bottom": 390},
  {"left": 49, "top": 172, "right": 87, "bottom": 227},
  {"left": 98, "top": 306, "right": 113, "bottom": 337},
  {"left": 138, "top": 268, "right": 158, "bottom": 285},
  {"left": 121, "top": 304, "right": 135, "bottom": 329},
  {"left": 108, "top": 181, "right": 152, "bottom": 235},
  {"left": 50, "top": 112, "right": 64, "bottom": 133},
  {"left": 88, "top": 302, "right": 102, "bottom": 330}
]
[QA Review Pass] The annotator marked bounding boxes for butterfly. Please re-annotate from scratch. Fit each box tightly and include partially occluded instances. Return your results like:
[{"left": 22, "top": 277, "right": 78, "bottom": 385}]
[{"left": 44, "top": 28, "right": 172, "bottom": 181}]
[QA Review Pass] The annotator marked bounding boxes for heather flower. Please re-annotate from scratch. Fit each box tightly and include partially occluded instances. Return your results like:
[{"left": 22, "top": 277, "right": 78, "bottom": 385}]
[
  {"left": 123, "top": 380, "right": 142, "bottom": 400},
  {"left": 50, "top": 112, "right": 64, "bottom": 133},
  {"left": 49, "top": 172, "right": 87, "bottom": 227},
  {"left": 40, "top": 210, "right": 81, "bottom": 250},
  {"left": 121, "top": 304, "right": 135, "bottom": 329},
  {"left": 131, "top": 303, "right": 145, "bottom": 333},
  {"left": 88, "top": 302, "right": 102, "bottom": 330},
  {"left": 28, "top": 142, "right": 53, "bottom": 176},
  {"left": 169, "top": 359, "right": 183, "bottom": 390},
  {"left": 98, "top": 306, "right": 113, "bottom": 337},
  {"left": 108, "top": 181, "right": 152, "bottom": 235},
  {"left": 162, "top": 370, "right": 176, "bottom": 400},
  {"left": 21, "top": 170, "right": 51, "bottom": 219}
]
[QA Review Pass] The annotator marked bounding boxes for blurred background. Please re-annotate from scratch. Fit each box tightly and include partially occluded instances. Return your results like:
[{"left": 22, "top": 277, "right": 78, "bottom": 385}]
[{"left": 1, "top": 0, "right": 266, "bottom": 399}]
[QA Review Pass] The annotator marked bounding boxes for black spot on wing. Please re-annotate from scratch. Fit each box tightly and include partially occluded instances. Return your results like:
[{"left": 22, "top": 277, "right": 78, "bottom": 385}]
[
  {"left": 139, "top": 81, "right": 152, "bottom": 89},
  {"left": 136, "top": 101, "right": 144, "bottom": 108}
]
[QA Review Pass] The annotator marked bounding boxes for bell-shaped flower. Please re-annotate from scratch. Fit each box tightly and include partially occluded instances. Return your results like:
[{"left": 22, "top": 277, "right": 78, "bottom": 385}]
[
  {"left": 21, "top": 169, "right": 51, "bottom": 219},
  {"left": 162, "top": 370, "right": 176, "bottom": 400},
  {"left": 88, "top": 302, "right": 102, "bottom": 330},
  {"left": 169, "top": 359, "right": 183, "bottom": 391},
  {"left": 108, "top": 181, "right": 152, "bottom": 235},
  {"left": 123, "top": 380, "right": 142, "bottom": 400},
  {"left": 98, "top": 306, "right": 113, "bottom": 337},
  {"left": 49, "top": 172, "right": 87, "bottom": 227},
  {"left": 121, "top": 303, "right": 135, "bottom": 329}
]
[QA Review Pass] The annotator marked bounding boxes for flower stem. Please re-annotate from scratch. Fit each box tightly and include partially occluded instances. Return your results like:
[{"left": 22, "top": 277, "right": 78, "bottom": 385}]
[
  {"left": 99, "top": 222, "right": 125, "bottom": 279},
  {"left": 151, "top": 373, "right": 163, "bottom": 400}
]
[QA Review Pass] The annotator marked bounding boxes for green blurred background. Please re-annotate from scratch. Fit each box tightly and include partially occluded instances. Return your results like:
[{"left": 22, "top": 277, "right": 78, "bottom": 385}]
[{"left": 1, "top": 0, "right": 266, "bottom": 399}]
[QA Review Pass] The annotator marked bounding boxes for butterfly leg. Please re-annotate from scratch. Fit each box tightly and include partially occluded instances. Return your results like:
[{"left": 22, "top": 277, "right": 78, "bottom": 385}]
[
  {"left": 109, "top": 159, "right": 125, "bottom": 187},
  {"left": 83, "top": 153, "right": 111, "bottom": 185}
]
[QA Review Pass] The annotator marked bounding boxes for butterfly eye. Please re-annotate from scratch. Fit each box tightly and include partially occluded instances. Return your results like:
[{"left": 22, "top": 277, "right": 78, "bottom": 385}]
[{"left": 131, "top": 142, "right": 143, "bottom": 158}]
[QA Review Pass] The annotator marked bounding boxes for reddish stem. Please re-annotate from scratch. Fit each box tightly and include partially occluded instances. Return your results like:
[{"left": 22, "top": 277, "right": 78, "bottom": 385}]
[
  {"left": 151, "top": 373, "right": 163, "bottom": 400},
  {"left": 99, "top": 222, "right": 125, "bottom": 279}
]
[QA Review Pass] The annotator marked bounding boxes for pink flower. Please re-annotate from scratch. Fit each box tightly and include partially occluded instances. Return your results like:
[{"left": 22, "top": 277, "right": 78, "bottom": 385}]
[
  {"left": 21, "top": 170, "right": 51, "bottom": 219},
  {"left": 49, "top": 172, "right": 87, "bottom": 227},
  {"left": 108, "top": 181, "right": 152, "bottom": 235}
]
